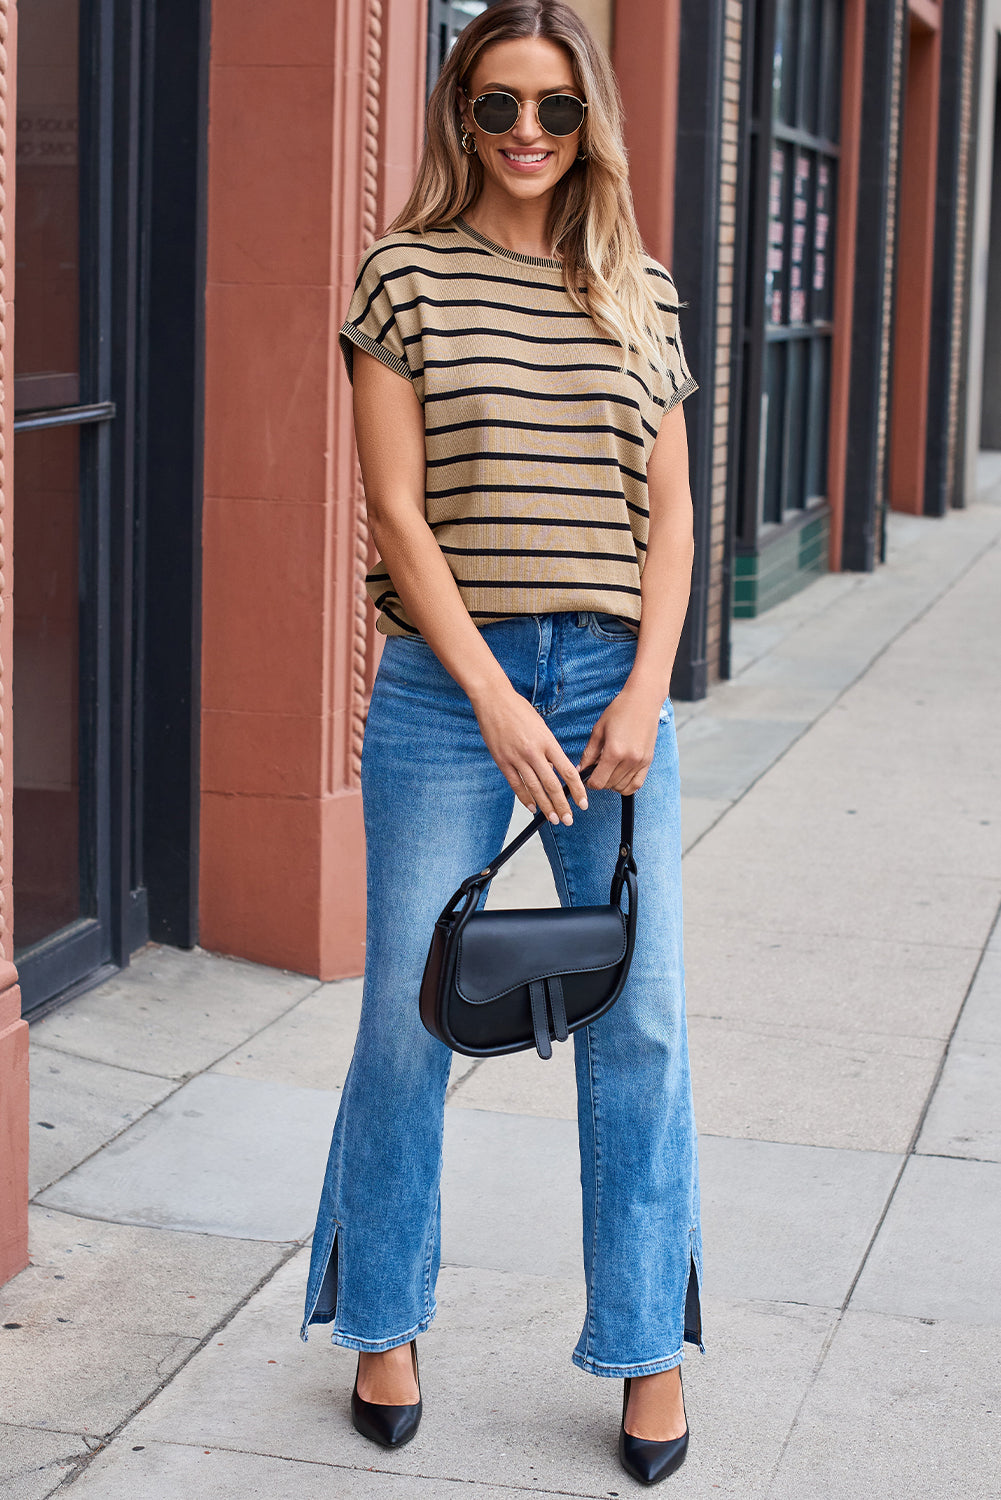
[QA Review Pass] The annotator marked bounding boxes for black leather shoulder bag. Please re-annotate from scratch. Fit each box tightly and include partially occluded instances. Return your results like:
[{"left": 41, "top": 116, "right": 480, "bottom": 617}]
[{"left": 419, "top": 784, "right": 637, "bottom": 1060}]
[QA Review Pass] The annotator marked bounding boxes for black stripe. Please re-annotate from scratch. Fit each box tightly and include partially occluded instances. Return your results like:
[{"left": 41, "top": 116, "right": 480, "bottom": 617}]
[
  {"left": 408, "top": 324, "right": 619, "bottom": 350},
  {"left": 454, "top": 579, "right": 642, "bottom": 596},
  {"left": 438, "top": 545, "right": 637, "bottom": 563},
  {"left": 358, "top": 278, "right": 580, "bottom": 328},
  {"left": 430, "top": 515, "right": 634, "bottom": 532},
  {"left": 380, "top": 603, "right": 420, "bottom": 635},
  {"left": 393, "top": 292, "right": 588, "bottom": 321},
  {"left": 368, "top": 585, "right": 420, "bottom": 635},
  {"left": 426, "top": 482, "right": 625, "bottom": 502},
  {"left": 414, "top": 360, "right": 666, "bottom": 408},
  {"left": 422, "top": 383, "right": 651, "bottom": 411},
  {"left": 356, "top": 232, "right": 485, "bottom": 282},
  {"left": 426, "top": 452, "right": 648, "bottom": 487},
  {"left": 421, "top": 365, "right": 645, "bottom": 406},
  {"left": 356, "top": 226, "right": 597, "bottom": 284},
  {"left": 424, "top": 416, "right": 645, "bottom": 448},
  {"left": 365, "top": 258, "right": 577, "bottom": 297},
  {"left": 425, "top": 451, "right": 626, "bottom": 470},
  {"left": 356, "top": 237, "right": 670, "bottom": 288}
]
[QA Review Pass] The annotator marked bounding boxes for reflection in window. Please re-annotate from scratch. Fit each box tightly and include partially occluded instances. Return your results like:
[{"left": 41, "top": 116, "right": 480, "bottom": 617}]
[
  {"left": 14, "top": 0, "right": 81, "bottom": 412},
  {"left": 12, "top": 426, "right": 86, "bottom": 951},
  {"left": 428, "top": 0, "right": 493, "bottom": 89},
  {"left": 12, "top": 0, "right": 91, "bottom": 956}
]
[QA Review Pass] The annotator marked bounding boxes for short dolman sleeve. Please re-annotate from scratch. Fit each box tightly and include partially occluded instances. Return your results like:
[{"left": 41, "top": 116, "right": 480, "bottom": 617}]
[
  {"left": 338, "top": 245, "right": 414, "bottom": 386},
  {"left": 645, "top": 262, "right": 699, "bottom": 416}
]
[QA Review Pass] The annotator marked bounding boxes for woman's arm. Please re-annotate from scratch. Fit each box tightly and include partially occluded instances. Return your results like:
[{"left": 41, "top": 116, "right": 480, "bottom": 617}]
[
  {"left": 352, "top": 347, "right": 588, "bottom": 824},
  {"left": 579, "top": 402, "right": 695, "bottom": 793}
]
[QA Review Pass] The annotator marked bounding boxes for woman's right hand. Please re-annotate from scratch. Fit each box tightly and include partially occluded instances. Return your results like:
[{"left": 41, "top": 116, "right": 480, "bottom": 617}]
[{"left": 470, "top": 683, "right": 589, "bottom": 825}]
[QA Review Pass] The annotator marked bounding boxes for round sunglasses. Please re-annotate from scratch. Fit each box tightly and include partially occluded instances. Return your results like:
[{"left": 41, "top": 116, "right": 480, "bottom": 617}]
[{"left": 469, "top": 90, "right": 587, "bottom": 138}]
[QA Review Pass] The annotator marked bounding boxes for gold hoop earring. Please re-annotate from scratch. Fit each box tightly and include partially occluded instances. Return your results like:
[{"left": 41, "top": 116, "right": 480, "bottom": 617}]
[
  {"left": 577, "top": 147, "right": 588, "bottom": 161},
  {"left": 461, "top": 126, "right": 478, "bottom": 156}
]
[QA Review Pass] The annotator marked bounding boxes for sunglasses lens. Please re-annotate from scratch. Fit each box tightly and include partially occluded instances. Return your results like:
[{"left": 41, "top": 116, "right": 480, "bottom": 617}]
[
  {"left": 538, "top": 95, "right": 585, "bottom": 135},
  {"left": 472, "top": 92, "right": 520, "bottom": 133}
]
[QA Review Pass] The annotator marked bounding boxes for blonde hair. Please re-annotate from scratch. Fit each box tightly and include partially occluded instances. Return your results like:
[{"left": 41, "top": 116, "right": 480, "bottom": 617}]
[{"left": 387, "top": 0, "right": 674, "bottom": 379}]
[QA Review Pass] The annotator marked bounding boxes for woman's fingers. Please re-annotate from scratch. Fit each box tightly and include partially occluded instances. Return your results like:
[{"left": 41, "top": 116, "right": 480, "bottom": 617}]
[
  {"left": 553, "top": 748, "right": 589, "bottom": 811},
  {"left": 519, "top": 758, "right": 573, "bottom": 825},
  {"left": 502, "top": 769, "right": 537, "bottom": 813},
  {"left": 476, "top": 691, "right": 592, "bottom": 822},
  {"left": 587, "top": 750, "right": 651, "bottom": 794},
  {"left": 615, "top": 763, "right": 650, "bottom": 796}
]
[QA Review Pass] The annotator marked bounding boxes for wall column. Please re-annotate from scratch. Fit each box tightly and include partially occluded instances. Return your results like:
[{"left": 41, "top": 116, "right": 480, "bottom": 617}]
[
  {"left": 0, "top": 0, "right": 29, "bottom": 1288},
  {"left": 200, "top": 0, "right": 425, "bottom": 978}
]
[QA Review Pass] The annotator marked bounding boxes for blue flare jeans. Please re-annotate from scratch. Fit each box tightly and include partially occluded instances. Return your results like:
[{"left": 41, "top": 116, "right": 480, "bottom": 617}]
[{"left": 300, "top": 611, "right": 703, "bottom": 1376}]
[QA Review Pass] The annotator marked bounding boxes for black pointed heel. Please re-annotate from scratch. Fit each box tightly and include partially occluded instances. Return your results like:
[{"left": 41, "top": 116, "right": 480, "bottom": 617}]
[
  {"left": 351, "top": 1339, "right": 422, "bottom": 1449},
  {"left": 618, "top": 1372, "right": 689, "bottom": 1486}
]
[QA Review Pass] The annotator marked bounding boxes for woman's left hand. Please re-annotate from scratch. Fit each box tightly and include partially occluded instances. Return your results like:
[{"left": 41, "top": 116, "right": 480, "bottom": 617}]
[{"left": 578, "top": 682, "right": 665, "bottom": 795}]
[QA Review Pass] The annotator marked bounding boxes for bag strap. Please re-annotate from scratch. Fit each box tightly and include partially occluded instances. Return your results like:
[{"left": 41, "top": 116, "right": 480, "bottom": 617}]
[{"left": 451, "top": 765, "right": 635, "bottom": 909}]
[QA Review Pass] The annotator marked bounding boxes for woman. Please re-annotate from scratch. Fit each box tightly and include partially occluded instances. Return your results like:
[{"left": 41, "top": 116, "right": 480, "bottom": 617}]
[{"left": 301, "top": 1, "right": 702, "bottom": 1485}]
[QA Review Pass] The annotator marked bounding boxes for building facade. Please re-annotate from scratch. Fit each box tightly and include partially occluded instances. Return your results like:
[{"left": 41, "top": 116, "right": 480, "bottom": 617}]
[{"left": 0, "top": 0, "right": 989, "bottom": 1284}]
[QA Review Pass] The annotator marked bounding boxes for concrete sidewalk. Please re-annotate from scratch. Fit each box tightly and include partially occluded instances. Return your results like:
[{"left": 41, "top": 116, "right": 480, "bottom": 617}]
[{"left": 3, "top": 481, "right": 1001, "bottom": 1499}]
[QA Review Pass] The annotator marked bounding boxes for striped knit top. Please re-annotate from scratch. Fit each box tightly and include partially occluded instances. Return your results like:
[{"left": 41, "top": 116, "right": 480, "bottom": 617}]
[{"left": 339, "top": 216, "right": 698, "bottom": 637}]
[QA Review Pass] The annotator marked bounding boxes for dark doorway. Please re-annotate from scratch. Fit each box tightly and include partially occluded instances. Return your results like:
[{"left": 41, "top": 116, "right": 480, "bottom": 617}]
[
  {"left": 13, "top": 0, "right": 122, "bottom": 1007},
  {"left": 13, "top": 0, "right": 206, "bottom": 1016}
]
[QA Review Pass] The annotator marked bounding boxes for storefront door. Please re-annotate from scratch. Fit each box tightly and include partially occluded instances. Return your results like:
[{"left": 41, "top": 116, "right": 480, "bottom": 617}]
[
  {"left": 12, "top": 0, "right": 205, "bottom": 1014},
  {"left": 13, "top": 0, "right": 124, "bottom": 1009}
]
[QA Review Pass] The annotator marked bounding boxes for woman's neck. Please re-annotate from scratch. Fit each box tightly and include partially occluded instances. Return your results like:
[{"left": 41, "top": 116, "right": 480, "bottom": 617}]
[{"left": 461, "top": 192, "right": 558, "bottom": 260}]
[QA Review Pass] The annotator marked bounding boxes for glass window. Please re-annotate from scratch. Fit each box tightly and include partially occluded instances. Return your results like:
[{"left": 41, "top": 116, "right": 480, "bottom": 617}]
[
  {"left": 759, "top": 0, "right": 841, "bottom": 521},
  {"left": 12, "top": 426, "right": 88, "bottom": 951},
  {"left": 772, "top": 0, "right": 797, "bottom": 127},
  {"left": 796, "top": 0, "right": 819, "bottom": 135},
  {"left": 765, "top": 144, "right": 790, "bottom": 326},
  {"left": 14, "top": 0, "right": 80, "bottom": 412},
  {"left": 13, "top": 0, "right": 94, "bottom": 961},
  {"left": 820, "top": 0, "right": 843, "bottom": 143},
  {"left": 428, "top": 0, "right": 494, "bottom": 91}
]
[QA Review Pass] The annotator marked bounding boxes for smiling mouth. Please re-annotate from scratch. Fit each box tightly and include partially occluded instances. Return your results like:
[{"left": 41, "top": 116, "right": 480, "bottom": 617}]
[{"left": 501, "top": 150, "right": 553, "bottom": 163}]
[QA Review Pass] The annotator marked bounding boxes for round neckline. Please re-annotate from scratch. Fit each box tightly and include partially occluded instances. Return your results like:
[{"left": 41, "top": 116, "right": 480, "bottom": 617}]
[{"left": 455, "top": 215, "right": 562, "bottom": 269}]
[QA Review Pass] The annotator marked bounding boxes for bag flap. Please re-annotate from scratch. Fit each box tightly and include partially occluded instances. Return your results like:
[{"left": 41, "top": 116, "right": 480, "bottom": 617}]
[{"left": 455, "top": 906, "right": 627, "bottom": 1005}]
